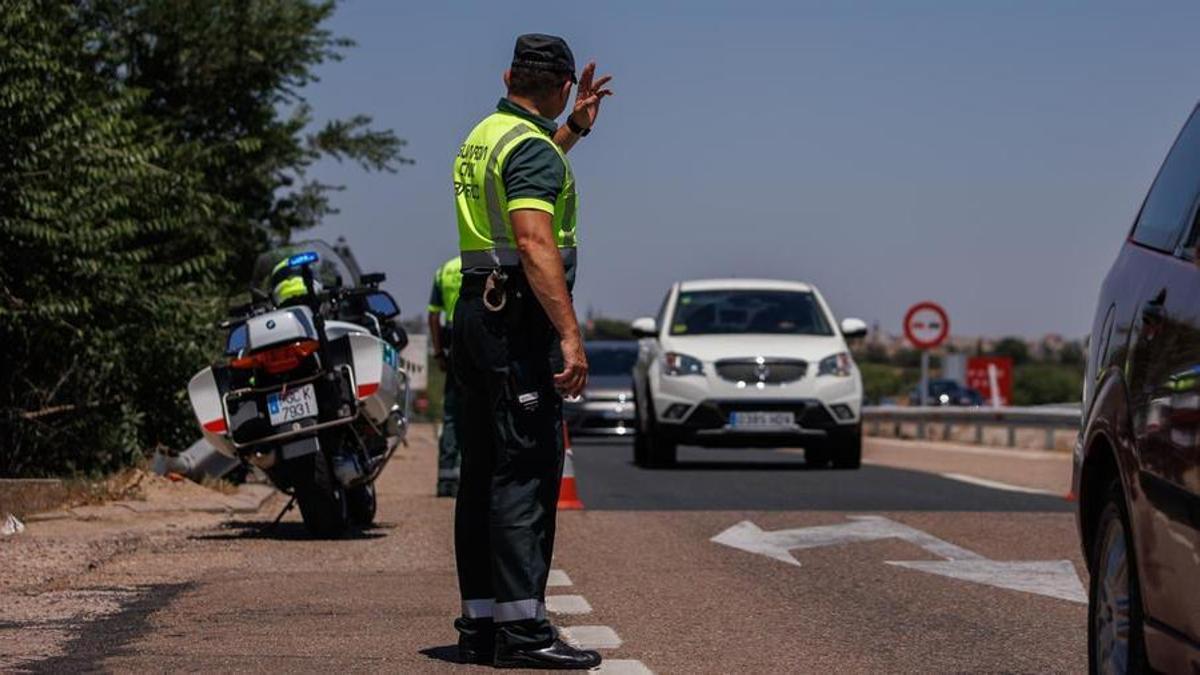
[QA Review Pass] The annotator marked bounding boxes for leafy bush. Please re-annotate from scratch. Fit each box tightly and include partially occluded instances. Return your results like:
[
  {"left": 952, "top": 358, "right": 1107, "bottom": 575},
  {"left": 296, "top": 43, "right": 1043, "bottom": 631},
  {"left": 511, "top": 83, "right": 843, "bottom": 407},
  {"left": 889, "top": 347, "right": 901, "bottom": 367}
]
[{"left": 0, "top": 1, "right": 407, "bottom": 477}]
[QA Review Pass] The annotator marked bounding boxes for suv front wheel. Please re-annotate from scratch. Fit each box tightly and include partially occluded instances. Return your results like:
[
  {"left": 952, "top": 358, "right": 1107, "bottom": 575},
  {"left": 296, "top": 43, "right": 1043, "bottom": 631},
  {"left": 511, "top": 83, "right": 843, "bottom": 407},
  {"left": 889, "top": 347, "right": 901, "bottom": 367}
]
[
  {"left": 633, "top": 396, "right": 677, "bottom": 468},
  {"left": 1088, "top": 480, "right": 1147, "bottom": 674}
]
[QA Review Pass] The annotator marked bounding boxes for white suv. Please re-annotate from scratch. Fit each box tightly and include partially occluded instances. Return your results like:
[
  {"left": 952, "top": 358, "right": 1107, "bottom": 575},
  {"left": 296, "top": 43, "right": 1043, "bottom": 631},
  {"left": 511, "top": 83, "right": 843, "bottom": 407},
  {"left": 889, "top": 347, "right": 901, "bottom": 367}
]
[{"left": 630, "top": 278, "right": 866, "bottom": 468}]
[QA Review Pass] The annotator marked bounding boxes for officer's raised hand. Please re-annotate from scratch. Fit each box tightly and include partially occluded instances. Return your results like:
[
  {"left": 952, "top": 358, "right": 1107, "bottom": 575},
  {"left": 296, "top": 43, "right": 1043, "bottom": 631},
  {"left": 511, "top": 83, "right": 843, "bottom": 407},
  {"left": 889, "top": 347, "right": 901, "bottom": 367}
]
[{"left": 570, "top": 61, "right": 613, "bottom": 132}]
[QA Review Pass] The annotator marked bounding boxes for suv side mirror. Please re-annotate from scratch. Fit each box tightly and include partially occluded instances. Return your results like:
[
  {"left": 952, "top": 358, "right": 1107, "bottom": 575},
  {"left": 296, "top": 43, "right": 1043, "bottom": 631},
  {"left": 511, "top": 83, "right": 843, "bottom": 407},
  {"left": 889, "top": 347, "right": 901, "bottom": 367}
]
[
  {"left": 840, "top": 317, "right": 868, "bottom": 339},
  {"left": 365, "top": 291, "right": 401, "bottom": 319},
  {"left": 631, "top": 317, "right": 658, "bottom": 339}
]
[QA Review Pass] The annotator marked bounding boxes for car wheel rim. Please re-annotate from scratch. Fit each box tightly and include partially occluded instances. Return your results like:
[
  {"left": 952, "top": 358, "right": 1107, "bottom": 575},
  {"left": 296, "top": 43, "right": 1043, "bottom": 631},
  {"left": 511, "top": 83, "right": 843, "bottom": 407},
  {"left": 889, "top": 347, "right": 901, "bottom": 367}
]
[{"left": 1094, "top": 516, "right": 1131, "bottom": 675}]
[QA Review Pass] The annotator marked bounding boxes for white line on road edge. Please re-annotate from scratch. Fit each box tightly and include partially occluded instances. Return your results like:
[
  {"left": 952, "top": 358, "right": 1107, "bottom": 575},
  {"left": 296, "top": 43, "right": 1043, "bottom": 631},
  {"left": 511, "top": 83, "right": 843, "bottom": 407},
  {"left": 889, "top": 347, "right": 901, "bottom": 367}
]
[
  {"left": 546, "top": 594, "right": 592, "bottom": 614},
  {"left": 547, "top": 569, "right": 573, "bottom": 587},
  {"left": 939, "top": 472, "right": 1061, "bottom": 496},
  {"left": 560, "top": 625, "right": 622, "bottom": 649},
  {"left": 594, "top": 659, "right": 654, "bottom": 674}
]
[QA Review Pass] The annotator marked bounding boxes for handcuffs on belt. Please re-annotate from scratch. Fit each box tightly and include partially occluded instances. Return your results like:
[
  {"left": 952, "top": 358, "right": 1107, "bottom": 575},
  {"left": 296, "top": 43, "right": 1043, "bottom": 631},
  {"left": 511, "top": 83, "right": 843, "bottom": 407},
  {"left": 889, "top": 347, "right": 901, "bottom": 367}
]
[{"left": 483, "top": 269, "right": 508, "bottom": 312}]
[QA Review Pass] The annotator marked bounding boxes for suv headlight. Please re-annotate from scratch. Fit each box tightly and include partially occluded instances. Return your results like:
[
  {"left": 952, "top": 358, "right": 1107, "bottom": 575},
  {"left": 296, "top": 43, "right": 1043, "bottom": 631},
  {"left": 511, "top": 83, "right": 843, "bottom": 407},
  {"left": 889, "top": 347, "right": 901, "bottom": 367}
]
[
  {"left": 663, "top": 352, "right": 704, "bottom": 376},
  {"left": 817, "top": 352, "right": 852, "bottom": 377}
]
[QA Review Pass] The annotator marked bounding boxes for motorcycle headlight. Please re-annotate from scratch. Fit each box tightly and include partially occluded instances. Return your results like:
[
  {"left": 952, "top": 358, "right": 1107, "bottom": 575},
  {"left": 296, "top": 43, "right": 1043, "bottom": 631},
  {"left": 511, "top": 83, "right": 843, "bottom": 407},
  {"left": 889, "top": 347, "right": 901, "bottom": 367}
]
[
  {"left": 663, "top": 352, "right": 705, "bottom": 376},
  {"left": 817, "top": 352, "right": 852, "bottom": 377}
]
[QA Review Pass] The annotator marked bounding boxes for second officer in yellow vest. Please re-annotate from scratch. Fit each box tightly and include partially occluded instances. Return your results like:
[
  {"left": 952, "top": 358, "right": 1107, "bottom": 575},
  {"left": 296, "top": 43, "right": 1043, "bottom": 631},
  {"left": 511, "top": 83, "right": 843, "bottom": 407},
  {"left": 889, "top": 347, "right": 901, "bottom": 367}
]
[
  {"left": 450, "top": 34, "right": 612, "bottom": 669},
  {"left": 427, "top": 255, "right": 463, "bottom": 497}
]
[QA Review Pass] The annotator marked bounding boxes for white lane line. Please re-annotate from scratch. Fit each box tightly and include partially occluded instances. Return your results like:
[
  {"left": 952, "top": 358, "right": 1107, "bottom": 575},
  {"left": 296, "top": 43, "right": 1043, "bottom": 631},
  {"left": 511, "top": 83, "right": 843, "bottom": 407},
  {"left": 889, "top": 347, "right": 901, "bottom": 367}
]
[
  {"left": 546, "top": 594, "right": 592, "bottom": 614},
  {"left": 594, "top": 659, "right": 654, "bottom": 674},
  {"left": 940, "top": 472, "right": 1061, "bottom": 496},
  {"left": 547, "top": 569, "right": 573, "bottom": 587},
  {"left": 560, "top": 625, "right": 622, "bottom": 649}
]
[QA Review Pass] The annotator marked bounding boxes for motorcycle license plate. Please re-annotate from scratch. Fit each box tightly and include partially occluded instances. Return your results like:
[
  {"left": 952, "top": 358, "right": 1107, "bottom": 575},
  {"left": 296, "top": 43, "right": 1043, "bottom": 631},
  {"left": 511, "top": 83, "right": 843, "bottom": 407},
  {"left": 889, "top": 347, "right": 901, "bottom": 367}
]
[
  {"left": 730, "top": 411, "right": 795, "bottom": 429},
  {"left": 267, "top": 384, "right": 318, "bottom": 426}
]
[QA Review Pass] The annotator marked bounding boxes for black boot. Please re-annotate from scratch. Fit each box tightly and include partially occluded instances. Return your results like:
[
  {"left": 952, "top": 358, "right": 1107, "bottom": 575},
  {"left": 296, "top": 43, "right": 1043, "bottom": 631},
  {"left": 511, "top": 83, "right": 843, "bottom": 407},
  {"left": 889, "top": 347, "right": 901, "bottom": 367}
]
[
  {"left": 454, "top": 617, "right": 493, "bottom": 664},
  {"left": 494, "top": 639, "right": 602, "bottom": 670}
]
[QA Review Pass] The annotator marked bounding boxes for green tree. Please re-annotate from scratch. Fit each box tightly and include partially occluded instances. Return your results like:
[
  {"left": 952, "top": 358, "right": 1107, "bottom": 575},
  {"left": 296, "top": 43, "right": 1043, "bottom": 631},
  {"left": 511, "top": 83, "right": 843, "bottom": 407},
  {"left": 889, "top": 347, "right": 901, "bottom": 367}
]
[
  {"left": 991, "top": 336, "right": 1030, "bottom": 366},
  {"left": 0, "top": 1, "right": 228, "bottom": 475},
  {"left": 1012, "top": 363, "right": 1083, "bottom": 406},
  {"left": 585, "top": 317, "right": 634, "bottom": 341},
  {"left": 80, "top": 0, "right": 412, "bottom": 280}
]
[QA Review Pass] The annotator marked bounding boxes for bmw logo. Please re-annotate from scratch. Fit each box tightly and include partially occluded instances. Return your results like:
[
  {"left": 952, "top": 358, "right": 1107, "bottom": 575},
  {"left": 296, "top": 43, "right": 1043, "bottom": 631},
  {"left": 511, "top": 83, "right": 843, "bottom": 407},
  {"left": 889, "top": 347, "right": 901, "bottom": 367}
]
[{"left": 266, "top": 320, "right": 276, "bottom": 330}]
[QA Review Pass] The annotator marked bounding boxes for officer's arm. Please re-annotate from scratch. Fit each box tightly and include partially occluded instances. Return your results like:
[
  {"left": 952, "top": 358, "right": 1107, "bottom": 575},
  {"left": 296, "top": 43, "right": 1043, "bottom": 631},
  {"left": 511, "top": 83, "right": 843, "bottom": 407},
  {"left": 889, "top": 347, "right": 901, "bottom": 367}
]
[
  {"left": 512, "top": 210, "right": 578, "bottom": 338},
  {"left": 511, "top": 209, "right": 586, "bottom": 393}
]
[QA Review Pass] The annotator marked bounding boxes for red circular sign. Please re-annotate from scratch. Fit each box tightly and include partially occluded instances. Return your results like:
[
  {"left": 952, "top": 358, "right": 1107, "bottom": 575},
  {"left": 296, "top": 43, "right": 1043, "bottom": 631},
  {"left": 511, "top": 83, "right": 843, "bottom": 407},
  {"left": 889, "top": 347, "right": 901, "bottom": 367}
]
[{"left": 904, "top": 301, "right": 949, "bottom": 350}]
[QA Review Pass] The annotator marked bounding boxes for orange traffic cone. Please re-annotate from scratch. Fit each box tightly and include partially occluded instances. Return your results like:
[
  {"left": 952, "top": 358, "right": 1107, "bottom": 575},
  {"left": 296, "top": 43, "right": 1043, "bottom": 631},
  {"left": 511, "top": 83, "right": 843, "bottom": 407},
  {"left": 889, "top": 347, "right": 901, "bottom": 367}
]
[{"left": 558, "top": 426, "right": 585, "bottom": 510}]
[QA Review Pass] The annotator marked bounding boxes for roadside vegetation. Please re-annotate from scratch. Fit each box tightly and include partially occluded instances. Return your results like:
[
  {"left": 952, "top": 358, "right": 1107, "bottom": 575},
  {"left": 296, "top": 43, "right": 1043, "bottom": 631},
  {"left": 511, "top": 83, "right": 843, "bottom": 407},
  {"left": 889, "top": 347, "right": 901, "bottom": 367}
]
[
  {"left": 0, "top": 1, "right": 408, "bottom": 477},
  {"left": 853, "top": 337, "right": 1085, "bottom": 406}
]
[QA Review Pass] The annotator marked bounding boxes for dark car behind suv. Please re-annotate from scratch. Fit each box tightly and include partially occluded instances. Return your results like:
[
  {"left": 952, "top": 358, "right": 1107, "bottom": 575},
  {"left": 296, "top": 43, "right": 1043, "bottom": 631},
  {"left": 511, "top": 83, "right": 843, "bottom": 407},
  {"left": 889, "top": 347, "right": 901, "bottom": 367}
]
[{"left": 1076, "top": 103, "right": 1200, "bottom": 672}]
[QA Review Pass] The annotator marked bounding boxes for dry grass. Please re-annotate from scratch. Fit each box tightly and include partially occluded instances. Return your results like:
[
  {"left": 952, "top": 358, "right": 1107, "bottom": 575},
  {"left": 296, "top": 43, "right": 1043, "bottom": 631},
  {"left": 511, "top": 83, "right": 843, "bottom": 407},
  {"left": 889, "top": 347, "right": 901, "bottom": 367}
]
[
  {"left": 1, "top": 466, "right": 153, "bottom": 518},
  {"left": 198, "top": 475, "right": 239, "bottom": 495}
]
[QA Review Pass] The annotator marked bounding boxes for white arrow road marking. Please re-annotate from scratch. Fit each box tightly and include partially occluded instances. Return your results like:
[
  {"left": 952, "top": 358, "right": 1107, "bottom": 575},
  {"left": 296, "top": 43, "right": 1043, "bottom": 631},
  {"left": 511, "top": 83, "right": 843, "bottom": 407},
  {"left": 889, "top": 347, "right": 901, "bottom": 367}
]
[
  {"left": 711, "top": 516, "right": 1085, "bottom": 603},
  {"left": 887, "top": 559, "right": 1086, "bottom": 603},
  {"left": 710, "top": 515, "right": 982, "bottom": 567}
]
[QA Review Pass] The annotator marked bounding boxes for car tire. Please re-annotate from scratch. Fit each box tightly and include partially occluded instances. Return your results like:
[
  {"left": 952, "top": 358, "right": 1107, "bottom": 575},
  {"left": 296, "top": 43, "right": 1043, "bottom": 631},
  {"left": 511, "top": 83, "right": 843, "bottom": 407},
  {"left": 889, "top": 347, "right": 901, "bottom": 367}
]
[
  {"left": 805, "top": 444, "right": 832, "bottom": 468},
  {"left": 830, "top": 425, "right": 863, "bottom": 470},
  {"left": 647, "top": 432, "right": 677, "bottom": 468},
  {"left": 1088, "top": 479, "right": 1148, "bottom": 675},
  {"left": 633, "top": 393, "right": 649, "bottom": 467},
  {"left": 638, "top": 396, "right": 676, "bottom": 468}
]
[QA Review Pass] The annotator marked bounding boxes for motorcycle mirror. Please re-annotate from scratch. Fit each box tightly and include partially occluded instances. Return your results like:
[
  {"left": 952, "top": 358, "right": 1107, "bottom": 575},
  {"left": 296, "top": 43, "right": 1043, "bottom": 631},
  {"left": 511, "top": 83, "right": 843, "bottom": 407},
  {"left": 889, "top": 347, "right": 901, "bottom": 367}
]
[
  {"left": 365, "top": 291, "right": 401, "bottom": 319},
  {"left": 361, "top": 272, "right": 386, "bottom": 286}
]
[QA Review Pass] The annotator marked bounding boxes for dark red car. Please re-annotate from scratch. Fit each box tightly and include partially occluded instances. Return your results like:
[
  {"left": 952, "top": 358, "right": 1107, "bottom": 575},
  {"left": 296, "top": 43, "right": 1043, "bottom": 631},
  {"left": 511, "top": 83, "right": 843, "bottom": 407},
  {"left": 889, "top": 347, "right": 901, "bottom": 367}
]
[{"left": 1076, "top": 102, "right": 1200, "bottom": 672}]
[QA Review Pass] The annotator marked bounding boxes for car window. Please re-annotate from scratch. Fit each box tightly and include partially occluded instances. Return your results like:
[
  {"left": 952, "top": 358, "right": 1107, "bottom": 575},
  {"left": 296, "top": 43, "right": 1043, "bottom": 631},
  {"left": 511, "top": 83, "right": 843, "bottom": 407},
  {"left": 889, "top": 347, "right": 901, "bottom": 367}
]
[
  {"left": 670, "top": 290, "right": 834, "bottom": 336},
  {"left": 1132, "top": 106, "right": 1200, "bottom": 252},
  {"left": 586, "top": 345, "right": 639, "bottom": 375}
]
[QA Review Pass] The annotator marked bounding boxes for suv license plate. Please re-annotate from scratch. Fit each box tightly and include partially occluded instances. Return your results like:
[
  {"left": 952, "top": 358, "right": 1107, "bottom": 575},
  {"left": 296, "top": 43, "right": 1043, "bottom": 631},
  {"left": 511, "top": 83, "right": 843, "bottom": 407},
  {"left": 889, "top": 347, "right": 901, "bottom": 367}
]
[
  {"left": 267, "top": 384, "right": 318, "bottom": 427},
  {"left": 730, "top": 411, "right": 795, "bottom": 429}
]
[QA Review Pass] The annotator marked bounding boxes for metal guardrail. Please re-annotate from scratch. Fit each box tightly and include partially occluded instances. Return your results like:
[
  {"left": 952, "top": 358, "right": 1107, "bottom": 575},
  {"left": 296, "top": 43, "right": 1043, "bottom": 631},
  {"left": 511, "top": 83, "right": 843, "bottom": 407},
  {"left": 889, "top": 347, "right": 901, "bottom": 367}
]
[{"left": 862, "top": 405, "right": 1082, "bottom": 450}]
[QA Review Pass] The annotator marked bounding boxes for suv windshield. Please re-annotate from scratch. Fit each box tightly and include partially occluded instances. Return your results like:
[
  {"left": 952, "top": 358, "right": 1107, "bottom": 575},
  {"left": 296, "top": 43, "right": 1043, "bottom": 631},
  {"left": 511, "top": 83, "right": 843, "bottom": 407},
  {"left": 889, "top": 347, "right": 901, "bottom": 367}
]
[
  {"left": 670, "top": 289, "right": 833, "bottom": 336},
  {"left": 586, "top": 344, "right": 639, "bottom": 375}
]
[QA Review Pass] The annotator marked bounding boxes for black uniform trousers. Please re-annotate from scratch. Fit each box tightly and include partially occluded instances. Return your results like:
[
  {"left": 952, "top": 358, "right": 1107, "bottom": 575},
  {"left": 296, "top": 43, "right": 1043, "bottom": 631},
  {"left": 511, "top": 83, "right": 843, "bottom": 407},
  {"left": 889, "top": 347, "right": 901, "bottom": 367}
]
[{"left": 452, "top": 271, "right": 565, "bottom": 649}]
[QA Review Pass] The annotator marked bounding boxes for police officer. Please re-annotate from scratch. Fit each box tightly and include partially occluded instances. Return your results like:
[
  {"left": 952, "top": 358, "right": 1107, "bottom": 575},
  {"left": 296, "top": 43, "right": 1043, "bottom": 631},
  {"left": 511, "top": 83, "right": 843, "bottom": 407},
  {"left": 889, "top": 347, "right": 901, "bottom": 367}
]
[
  {"left": 451, "top": 34, "right": 612, "bottom": 669},
  {"left": 427, "top": 255, "right": 463, "bottom": 497}
]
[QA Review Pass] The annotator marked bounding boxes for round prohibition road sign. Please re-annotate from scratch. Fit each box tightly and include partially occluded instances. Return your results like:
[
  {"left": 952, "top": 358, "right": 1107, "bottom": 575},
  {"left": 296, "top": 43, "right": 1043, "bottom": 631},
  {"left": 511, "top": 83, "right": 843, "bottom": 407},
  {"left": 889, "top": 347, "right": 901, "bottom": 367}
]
[{"left": 904, "top": 301, "right": 949, "bottom": 350}]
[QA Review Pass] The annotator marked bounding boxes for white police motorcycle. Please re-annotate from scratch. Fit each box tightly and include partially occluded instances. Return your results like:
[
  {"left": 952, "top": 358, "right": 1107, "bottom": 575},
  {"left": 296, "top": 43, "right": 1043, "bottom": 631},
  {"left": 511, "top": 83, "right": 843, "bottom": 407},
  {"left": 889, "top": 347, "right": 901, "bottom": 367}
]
[{"left": 187, "top": 242, "right": 409, "bottom": 537}]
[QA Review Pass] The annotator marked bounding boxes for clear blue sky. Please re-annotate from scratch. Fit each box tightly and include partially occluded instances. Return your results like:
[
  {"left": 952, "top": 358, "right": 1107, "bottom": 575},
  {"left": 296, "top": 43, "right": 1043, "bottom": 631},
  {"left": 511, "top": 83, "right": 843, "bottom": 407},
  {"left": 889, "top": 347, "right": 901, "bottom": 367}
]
[{"left": 302, "top": 1, "right": 1200, "bottom": 339}]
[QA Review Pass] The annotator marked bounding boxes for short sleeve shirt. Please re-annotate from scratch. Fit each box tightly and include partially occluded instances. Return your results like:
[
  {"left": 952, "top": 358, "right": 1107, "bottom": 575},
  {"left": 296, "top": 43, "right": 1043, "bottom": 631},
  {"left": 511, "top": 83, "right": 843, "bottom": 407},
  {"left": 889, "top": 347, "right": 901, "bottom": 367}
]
[{"left": 495, "top": 98, "right": 565, "bottom": 216}]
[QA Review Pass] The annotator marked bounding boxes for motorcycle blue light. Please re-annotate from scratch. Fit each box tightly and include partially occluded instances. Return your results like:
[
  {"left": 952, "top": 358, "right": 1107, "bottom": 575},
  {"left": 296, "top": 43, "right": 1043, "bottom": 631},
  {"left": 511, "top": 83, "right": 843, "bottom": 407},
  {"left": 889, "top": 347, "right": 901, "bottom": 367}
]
[{"left": 287, "top": 251, "right": 319, "bottom": 267}]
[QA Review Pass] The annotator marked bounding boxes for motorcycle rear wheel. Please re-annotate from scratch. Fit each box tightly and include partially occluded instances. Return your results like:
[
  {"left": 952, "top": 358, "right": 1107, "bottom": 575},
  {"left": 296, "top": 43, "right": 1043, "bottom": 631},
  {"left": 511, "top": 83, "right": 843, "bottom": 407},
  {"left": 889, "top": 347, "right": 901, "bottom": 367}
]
[
  {"left": 292, "top": 453, "right": 350, "bottom": 538},
  {"left": 347, "top": 482, "right": 377, "bottom": 526}
]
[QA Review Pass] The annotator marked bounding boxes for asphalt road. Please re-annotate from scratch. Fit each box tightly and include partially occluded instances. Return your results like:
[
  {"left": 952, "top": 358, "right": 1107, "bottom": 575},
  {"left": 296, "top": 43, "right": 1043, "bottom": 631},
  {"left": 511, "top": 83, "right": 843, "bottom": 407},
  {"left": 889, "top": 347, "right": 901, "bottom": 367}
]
[
  {"left": 570, "top": 440, "right": 1071, "bottom": 511},
  {"left": 4, "top": 429, "right": 1086, "bottom": 673}
]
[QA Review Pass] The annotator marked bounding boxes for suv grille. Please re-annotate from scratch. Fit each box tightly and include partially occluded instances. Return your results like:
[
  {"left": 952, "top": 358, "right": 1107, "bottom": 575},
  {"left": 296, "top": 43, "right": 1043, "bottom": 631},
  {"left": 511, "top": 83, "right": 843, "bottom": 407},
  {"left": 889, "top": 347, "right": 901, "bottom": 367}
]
[{"left": 715, "top": 358, "right": 807, "bottom": 385}]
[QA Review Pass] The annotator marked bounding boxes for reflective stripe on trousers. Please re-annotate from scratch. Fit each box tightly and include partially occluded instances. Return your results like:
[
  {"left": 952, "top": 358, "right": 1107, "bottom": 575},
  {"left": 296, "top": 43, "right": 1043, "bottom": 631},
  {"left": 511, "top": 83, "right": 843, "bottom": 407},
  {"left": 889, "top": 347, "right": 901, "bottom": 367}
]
[{"left": 460, "top": 598, "right": 546, "bottom": 622}]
